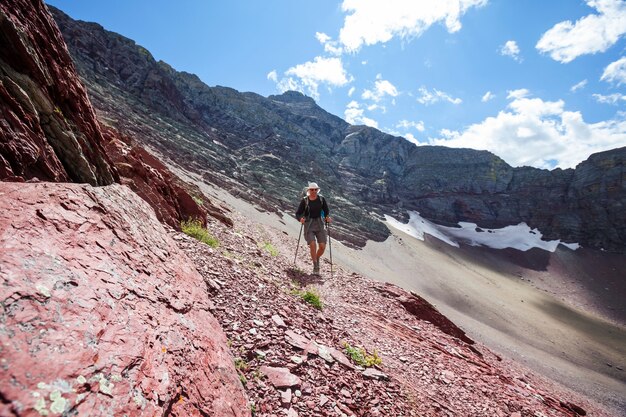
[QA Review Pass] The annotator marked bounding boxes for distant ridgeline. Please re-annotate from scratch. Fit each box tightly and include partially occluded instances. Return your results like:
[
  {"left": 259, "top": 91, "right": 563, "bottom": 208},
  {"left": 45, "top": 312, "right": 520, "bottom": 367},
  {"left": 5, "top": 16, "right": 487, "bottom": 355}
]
[{"left": 50, "top": 6, "right": 626, "bottom": 253}]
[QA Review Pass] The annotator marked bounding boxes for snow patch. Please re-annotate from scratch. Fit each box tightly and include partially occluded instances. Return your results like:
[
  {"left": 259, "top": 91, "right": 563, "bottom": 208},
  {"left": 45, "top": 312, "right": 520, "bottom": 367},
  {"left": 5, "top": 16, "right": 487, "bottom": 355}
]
[{"left": 385, "top": 211, "right": 579, "bottom": 252}]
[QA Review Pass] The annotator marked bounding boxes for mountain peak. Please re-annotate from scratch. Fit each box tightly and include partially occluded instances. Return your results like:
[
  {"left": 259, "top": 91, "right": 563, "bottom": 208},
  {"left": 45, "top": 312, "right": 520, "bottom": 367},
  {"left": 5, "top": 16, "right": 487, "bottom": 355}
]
[{"left": 268, "top": 90, "right": 316, "bottom": 105}]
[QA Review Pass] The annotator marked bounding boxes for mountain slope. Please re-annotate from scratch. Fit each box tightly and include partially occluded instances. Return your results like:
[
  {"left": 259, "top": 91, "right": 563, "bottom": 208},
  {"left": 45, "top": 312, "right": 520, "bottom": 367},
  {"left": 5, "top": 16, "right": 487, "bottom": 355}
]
[{"left": 50, "top": 6, "right": 626, "bottom": 253}]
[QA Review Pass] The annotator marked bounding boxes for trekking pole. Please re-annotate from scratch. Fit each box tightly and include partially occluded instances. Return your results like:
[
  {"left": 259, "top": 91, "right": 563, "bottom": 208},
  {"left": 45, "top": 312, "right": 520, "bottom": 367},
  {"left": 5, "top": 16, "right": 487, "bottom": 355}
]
[
  {"left": 327, "top": 222, "right": 333, "bottom": 278},
  {"left": 294, "top": 222, "right": 304, "bottom": 265}
]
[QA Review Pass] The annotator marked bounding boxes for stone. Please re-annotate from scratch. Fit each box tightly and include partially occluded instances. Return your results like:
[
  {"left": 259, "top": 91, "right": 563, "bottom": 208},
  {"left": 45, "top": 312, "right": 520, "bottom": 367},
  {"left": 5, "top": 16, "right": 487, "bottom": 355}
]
[
  {"left": 362, "top": 368, "right": 388, "bottom": 380},
  {"left": 280, "top": 389, "right": 292, "bottom": 407},
  {"left": 328, "top": 347, "right": 355, "bottom": 370},
  {"left": 259, "top": 366, "right": 301, "bottom": 388},
  {"left": 272, "top": 314, "right": 287, "bottom": 328},
  {"left": 285, "top": 330, "right": 311, "bottom": 350},
  {"left": 316, "top": 344, "right": 334, "bottom": 363}
]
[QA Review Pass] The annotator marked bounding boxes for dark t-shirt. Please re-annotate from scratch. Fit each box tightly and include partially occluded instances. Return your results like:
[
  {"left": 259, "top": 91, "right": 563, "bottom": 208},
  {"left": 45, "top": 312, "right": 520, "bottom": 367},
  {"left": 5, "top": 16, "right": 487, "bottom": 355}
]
[{"left": 296, "top": 196, "right": 329, "bottom": 220}]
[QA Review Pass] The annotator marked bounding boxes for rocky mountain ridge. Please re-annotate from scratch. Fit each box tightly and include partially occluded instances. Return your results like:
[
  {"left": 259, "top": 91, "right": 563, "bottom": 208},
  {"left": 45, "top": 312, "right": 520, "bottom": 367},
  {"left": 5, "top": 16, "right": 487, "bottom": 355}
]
[{"left": 50, "top": 5, "right": 625, "bottom": 252}]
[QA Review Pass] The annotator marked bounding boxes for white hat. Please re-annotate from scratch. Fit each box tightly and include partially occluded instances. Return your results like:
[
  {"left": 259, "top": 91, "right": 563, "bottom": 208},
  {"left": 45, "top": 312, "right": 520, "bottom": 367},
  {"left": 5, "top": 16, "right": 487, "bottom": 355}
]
[{"left": 307, "top": 182, "right": 320, "bottom": 190}]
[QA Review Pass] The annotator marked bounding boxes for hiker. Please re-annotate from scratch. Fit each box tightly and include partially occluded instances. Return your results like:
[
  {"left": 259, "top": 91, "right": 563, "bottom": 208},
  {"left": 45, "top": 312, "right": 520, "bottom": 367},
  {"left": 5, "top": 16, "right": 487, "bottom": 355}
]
[{"left": 295, "top": 182, "right": 331, "bottom": 274}]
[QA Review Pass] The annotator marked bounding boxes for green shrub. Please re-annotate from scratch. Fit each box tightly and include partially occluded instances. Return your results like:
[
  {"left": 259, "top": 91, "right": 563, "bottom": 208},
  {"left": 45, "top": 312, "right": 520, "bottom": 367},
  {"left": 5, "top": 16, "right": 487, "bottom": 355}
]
[
  {"left": 260, "top": 242, "right": 278, "bottom": 256},
  {"left": 181, "top": 219, "right": 219, "bottom": 247},
  {"left": 343, "top": 342, "right": 382, "bottom": 367},
  {"left": 299, "top": 289, "right": 323, "bottom": 310},
  {"left": 234, "top": 357, "right": 248, "bottom": 371}
]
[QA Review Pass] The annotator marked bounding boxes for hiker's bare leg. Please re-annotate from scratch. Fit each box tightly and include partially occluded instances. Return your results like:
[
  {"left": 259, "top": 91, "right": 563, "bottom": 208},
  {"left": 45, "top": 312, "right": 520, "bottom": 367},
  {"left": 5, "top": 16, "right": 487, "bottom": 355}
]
[
  {"left": 316, "top": 243, "right": 326, "bottom": 260},
  {"left": 309, "top": 241, "right": 317, "bottom": 262}
]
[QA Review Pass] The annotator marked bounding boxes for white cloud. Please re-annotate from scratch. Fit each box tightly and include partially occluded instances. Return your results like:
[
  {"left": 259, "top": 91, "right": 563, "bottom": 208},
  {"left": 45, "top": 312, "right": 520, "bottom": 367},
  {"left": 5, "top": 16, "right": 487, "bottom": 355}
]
[
  {"left": 482, "top": 91, "right": 495, "bottom": 102},
  {"left": 536, "top": 0, "right": 626, "bottom": 63},
  {"left": 404, "top": 133, "right": 422, "bottom": 146},
  {"left": 267, "top": 70, "right": 278, "bottom": 82},
  {"left": 272, "top": 56, "right": 353, "bottom": 99},
  {"left": 338, "top": 0, "right": 488, "bottom": 52},
  {"left": 570, "top": 79, "right": 588, "bottom": 92},
  {"left": 428, "top": 90, "right": 626, "bottom": 169},
  {"left": 417, "top": 87, "right": 462, "bottom": 105},
  {"left": 348, "top": 86, "right": 356, "bottom": 97},
  {"left": 601, "top": 56, "right": 626, "bottom": 84},
  {"left": 345, "top": 100, "right": 379, "bottom": 127},
  {"left": 315, "top": 32, "right": 343, "bottom": 55},
  {"left": 361, "top": 78, "right": 399, "bottom": 102},
  {"left": 507, "top": 88, "right": 530, "bottom": 100},
  {"left": 500, "top": 40, "right": 522, "bottom": 62},
  {"left": 396, "top": 119, "right": 425, "bottom": 131},
  {"left": 593, "top": 92, "right": 626, "bottom": 104},
  {"left": 367, "top": 103, "right": 387, "bottom": 112},
  {"left": 316, "top": 32, "right": 331, "bottom": 44}
]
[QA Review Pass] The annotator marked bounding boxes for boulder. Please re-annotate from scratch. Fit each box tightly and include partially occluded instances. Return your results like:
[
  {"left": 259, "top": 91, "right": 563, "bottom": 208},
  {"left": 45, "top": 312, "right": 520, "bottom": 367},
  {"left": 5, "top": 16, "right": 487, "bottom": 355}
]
[{"left": 0, "top": 182, "right": 250, "bottom": 417}]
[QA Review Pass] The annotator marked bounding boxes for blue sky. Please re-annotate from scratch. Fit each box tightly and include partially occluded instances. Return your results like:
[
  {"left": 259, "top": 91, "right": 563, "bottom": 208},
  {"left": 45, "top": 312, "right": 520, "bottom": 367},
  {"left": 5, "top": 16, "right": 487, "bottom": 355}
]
[{"left": 46, "top": 0, "right": 626, "bottom": 169}]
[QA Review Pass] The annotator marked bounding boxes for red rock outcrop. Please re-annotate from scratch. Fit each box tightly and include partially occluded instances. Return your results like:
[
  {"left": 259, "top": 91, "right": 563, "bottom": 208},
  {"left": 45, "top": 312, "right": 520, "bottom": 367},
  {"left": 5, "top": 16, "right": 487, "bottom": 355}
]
[
  {"left": 102, "top": 125, "right": 233, "bottom": 229},
  {"left": 0, "top": 182, "right": 250, "bottom": 417},
  {"left": 0, "top": 0, "right": 117, "bottom": 185},
  {"left": 377, "top": 283, "right": 475, "bottom": 345}
]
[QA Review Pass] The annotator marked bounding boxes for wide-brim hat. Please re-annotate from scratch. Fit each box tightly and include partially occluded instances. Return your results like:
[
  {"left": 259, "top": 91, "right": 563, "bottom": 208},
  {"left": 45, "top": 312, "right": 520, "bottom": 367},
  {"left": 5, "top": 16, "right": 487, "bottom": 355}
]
[{"left": 307, "top": 182, "right": 320, "bottom": 190}]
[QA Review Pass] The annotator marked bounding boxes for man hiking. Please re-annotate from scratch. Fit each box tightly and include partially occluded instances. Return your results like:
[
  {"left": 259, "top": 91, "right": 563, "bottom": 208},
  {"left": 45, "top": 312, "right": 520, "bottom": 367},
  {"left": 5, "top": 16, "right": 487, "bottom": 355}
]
[{"left": 296, "top": 182, "right": 331, "bottom": 275}]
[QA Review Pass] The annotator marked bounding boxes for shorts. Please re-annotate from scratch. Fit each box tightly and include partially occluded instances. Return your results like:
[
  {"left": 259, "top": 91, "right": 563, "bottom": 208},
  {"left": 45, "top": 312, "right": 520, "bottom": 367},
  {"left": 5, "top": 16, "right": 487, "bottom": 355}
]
[{"left": 304, "top": 217, "right": 327, "bottom": 244}]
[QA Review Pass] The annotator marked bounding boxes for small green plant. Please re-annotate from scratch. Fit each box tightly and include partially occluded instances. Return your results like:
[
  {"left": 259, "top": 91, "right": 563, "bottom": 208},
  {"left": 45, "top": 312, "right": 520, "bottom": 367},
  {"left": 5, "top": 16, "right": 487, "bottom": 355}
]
[
  {"left": 234, "top": 357, "right": 249, "bottom": 371},
  {"left": 343, "top": 342, "right": 382, "bottom": 367},
  {"left": 181, "top": 218, "right": 219, "bottom": 248},
  {"left": 249, "top": 402, "right": 257, "bottom": 416},
  {"left": 192, "top": 196, "right": 204, "bottom": 206},
  {"left": 260, "top": 242, "right": 278, "bottom": 256},
  {"left": 298, "top": 289, "right": 323, "bottom": 310},
  {"left": 238, "top": 373, "right": 247, "bottom": 387}
]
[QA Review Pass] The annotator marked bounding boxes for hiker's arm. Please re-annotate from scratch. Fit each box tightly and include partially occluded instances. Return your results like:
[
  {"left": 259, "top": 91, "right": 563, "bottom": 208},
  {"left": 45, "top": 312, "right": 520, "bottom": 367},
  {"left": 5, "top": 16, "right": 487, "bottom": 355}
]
[
  {"left": 323, "top": 199, "right": 331, "bottom": 222},
  {"left": 295, "top": 199, "right": 306, "bottom": 221}
]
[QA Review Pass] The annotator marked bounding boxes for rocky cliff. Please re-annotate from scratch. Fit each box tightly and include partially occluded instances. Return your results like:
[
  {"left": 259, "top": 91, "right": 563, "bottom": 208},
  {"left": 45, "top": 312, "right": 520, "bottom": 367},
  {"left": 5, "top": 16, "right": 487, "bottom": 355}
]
[
  {"left": 50, "top": 6, "right": 626, "bottom": 252},
  {"left": 0, "top": 0, "right": 116, "bottom": 185}
]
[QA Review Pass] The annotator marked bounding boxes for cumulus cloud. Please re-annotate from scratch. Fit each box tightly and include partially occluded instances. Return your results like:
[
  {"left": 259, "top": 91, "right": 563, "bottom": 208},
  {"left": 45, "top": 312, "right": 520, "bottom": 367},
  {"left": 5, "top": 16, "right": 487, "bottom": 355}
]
[
  {"left": 316, "top": 32, "right": 344, "bottom": 55},
  {"left": 570, "top": 79, "right": 588, "bottom": 92},
  {"left": 417, "top": 87, "right": 462, "bottom": 105},
  {"left": 271, "top": 56, "right": 353, "bottom": 99},
  {"left": 482, "top": 91, "right": 495, "bottom": 102},
  {"left": 361, "top": 77, "right": 399, "bottom": 102},
  {"left": 593, "top": 92, "right": 626, "bottom": 104},
  {"left": 404, "top": 133, "right": 422, "bottom": 146},
  {"left": 507, "top": 88, "right": 530, "bottom": 100},
  {"left": 338, "top": 0, "right": 488, "bottom": 52},
  {"left": 396, "top": 119, "right": 425, "bottom": 131},
  {"left": 500, "top": 40, "right": 522, "bottom": 62},
  {"left": 601, "top": 56, "right": 626, "bottom": 84},
  {"left": 345, "top": 100, "right": 379, "bottom": 127},
  {"left": 316, "top": 32, "right": 331, "bottom": 44},
  {"left": 428, "top": 90, "right": 626, "bottom": 169},
  {"left": 536, "top": 0, "right": 626, "bottom": 63}
]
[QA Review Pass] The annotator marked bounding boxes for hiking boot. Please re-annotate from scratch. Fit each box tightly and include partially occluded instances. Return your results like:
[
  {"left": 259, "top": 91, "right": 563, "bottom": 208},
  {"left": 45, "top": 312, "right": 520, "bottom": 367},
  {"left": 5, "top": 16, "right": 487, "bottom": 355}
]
[{"left": 313, "top": 260, "right": 320, "bottom": 275}]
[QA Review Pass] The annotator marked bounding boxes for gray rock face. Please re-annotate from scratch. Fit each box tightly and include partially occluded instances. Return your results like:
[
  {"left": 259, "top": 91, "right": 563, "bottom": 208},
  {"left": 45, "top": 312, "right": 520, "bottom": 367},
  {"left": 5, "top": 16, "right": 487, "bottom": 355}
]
[{"left": 51, "top": 6, "right": 626, "bottom": 252}]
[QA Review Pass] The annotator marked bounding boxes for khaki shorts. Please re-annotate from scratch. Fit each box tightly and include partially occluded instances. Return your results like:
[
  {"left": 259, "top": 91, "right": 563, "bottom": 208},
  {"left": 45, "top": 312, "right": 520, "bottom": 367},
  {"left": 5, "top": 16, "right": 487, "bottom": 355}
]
[{"left": 304, "top": 218, "right": 327, "bottom": 244}]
